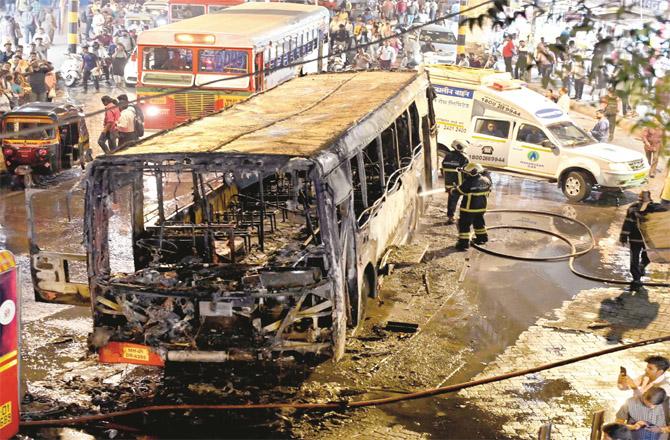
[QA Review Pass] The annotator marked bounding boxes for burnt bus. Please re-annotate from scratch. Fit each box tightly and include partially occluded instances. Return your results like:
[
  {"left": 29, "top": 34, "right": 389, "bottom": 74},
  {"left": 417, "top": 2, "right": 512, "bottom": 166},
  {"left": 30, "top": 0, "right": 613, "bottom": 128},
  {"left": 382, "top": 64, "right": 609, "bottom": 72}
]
[{"left": 27, "top": 70, "right": 437, "bottom": 364}]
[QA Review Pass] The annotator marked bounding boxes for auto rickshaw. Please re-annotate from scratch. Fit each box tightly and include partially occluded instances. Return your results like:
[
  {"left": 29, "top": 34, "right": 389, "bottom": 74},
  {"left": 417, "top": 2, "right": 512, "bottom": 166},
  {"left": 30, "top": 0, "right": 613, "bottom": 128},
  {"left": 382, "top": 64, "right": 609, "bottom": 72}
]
[{"left": 1, "top": 102, "right": 91, "bottom": 181}]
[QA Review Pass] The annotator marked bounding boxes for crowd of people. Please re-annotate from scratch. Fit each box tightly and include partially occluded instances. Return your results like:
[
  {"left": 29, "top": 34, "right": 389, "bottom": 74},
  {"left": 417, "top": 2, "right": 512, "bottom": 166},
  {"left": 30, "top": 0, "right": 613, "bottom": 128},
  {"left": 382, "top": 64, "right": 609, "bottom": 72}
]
[
  {"left": 0, "top": 1, "right": 58, "bottom": 110},
  {"left": 328, "top": 0, "right": 455, "bottom": 71}
]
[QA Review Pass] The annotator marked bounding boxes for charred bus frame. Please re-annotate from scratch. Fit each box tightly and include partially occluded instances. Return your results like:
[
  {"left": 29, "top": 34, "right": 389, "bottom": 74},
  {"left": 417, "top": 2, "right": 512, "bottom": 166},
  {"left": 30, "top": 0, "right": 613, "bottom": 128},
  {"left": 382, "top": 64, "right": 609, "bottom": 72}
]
[{"left": 27, "top": 71, "right": 437, "bottom": 364}]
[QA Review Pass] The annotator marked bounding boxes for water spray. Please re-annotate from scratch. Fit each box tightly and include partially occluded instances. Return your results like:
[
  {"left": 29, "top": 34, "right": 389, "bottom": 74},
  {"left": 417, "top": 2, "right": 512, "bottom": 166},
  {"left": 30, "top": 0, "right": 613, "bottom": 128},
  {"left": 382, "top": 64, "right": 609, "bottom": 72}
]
[{"left": 419, "top": 188, "right": 446, "bottom": 198}]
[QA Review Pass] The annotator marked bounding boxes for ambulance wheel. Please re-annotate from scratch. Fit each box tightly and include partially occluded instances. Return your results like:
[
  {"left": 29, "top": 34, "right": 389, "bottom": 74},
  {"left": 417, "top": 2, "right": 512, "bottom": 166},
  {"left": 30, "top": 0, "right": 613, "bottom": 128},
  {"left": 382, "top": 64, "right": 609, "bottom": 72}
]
[{"left": 562, "top": 171, "right": 592, "bottom": 202}]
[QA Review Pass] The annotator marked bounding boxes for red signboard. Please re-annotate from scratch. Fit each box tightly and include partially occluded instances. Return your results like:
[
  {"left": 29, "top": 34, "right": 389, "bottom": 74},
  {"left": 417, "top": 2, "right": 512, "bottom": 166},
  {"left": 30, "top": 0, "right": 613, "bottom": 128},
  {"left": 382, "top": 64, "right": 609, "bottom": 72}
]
[{"left": 0, "top": 250, "right": 19, "bottom": 439}]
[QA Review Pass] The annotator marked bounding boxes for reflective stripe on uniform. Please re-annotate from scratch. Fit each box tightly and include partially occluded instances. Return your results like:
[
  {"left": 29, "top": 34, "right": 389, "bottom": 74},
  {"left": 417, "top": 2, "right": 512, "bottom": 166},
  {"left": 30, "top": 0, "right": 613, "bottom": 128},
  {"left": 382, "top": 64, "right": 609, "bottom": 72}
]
[
  {"left": 458, "top": 233, "right": 471, "bottom": 239},
  {"left": 461, "top": 208, "right": 487, "bottom": 213},
  {"left": 474, "top": 228, "right": 487, "bottom": 233}
]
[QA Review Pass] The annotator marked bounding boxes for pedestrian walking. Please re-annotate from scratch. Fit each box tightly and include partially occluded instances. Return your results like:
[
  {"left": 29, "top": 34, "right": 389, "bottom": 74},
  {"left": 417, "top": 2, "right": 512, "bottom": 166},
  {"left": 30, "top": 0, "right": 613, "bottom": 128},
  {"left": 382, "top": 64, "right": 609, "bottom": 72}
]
[
  {"left": 604, "top": 89, "right": 620, "bottom": 142},
  {"left": 118, "top": 93, "right": 143, "bottom": 138},
  {"left": 442, "top": 140, "right": 469, "bottom": 225},
  {"left": 452, "top": 163, "right": 491, "bottom": 251},
  {"left": 116, "top": 98, "right": 135, "bottom": 148},
  {"left": 615, "top": 387, "right": 667, "bottom": 439},
  {"left": 81, "top": 45, "right": 100, "bottom": 92},
  {"left": 591, "top": 110, "right": 609, "bottom": 142},
  {"left": 641, "top": 123, "right": 663, "bottom": 178},
  {"left": 619, "top": 191, "right": 667, "bottom": 289},
  {"left": 535, "top": 38, "right": 555, "bottom": 89},
  {"left": 98, "top": 95, "right": 119, "bottom": 154}
]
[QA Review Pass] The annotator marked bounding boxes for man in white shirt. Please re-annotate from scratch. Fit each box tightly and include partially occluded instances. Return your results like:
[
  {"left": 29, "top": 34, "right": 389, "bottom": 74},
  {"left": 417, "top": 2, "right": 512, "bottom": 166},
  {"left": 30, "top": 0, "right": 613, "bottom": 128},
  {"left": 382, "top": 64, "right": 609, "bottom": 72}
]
[
  {"left": 116, "top": 99, "right": 136, "bottom": 149},
  {"left": 376, "top": 40, "right": 396, "bottom": 70},
  {"left": 619, "top": 356, "right": 670, "bottom": 396}
]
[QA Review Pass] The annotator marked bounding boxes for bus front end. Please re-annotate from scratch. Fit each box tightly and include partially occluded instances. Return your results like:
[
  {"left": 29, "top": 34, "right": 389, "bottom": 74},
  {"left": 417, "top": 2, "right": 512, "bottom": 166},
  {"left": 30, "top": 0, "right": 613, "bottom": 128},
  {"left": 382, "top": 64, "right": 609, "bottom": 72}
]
[
  {"left": 86, "top": 156, "right": 342, "bottom": 365},
  {"left": 137, "top": 42, "right": 253, "bottom": 130}
]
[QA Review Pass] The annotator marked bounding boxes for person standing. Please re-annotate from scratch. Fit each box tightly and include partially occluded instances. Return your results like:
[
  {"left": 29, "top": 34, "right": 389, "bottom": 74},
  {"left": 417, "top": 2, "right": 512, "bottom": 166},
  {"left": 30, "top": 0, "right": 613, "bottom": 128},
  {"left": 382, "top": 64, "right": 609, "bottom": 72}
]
[
  {"left": 535, "top": 39, "right": 555, "bottom": 89},
  {"left": 116, "top": 98, "right": 135, "bottom": 148},
  {"left": 572, "top": 59, "right": 586, "bottom": 100},
  {"left": 98, "top": 95, "right": 119, "bottom": 154},
  {"left": 619, "top": 191, "right": 667, "bottom": 289},
  {"left": 19, "top": 6, "right": 35, "bottom": 45},
  {"left": 591, "top": 110, "right": 610, "bottom": 142},
  {"left": 406, "top": 0, "right": 418, "bottom": 26},
  {"left": 452, "top": 163, "right": 491, "bottom": 251},
  {"left": 604, "top": 89, "right": 620, "bottom": 142},
  {"left": 514, "top": 40, "right": 528, "bottom": 80},
  {"left": 81, "top": 45, "right": 99, "bottom": 92},
  {"left": 502, "top": 34, "right": 515, "bottom": 74},
  {"left": 641, "top": 122, "right": 663, "bottom": 178},
  {"left": 26, "top": 60, "right": 46, "bottom": 101},
  {"left": 442, "top": 140, "right": 469, "bottom": 225},
  {"left": 117, "top": 93, "right": 143, "bottom": 138},
  {"left": 377, "top": 40, "right": 396, "bottom": 70}
]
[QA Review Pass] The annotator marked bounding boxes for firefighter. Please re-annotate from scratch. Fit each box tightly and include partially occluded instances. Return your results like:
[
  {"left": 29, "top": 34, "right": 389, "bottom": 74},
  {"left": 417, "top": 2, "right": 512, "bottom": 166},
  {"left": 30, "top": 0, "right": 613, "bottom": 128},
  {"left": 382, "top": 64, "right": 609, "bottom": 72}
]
[
  {"left": 452, "top": 163, "right": 492, "bottom": 251},
  {"left": 619, "top": 190, "right": 666, "bottom": 289},
  {"left": 442, "top": 139, "right": 470, "bottom": 225}
]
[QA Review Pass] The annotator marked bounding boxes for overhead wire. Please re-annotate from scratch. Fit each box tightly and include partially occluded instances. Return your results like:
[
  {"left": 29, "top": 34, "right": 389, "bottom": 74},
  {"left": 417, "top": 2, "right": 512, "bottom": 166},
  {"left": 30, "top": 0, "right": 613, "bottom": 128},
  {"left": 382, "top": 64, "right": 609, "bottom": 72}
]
[{"left": 0, "top": 0, "right": 503, "bottom": 141}]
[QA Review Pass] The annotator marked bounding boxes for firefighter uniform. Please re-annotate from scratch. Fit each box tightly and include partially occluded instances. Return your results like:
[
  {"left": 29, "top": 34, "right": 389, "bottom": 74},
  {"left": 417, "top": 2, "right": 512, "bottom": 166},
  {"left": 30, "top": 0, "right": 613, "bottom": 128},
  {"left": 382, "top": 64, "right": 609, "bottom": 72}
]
[
  {"left": 442, "top": 146, "right": 469, "bottom": 222},
  {"left": 453, "top": 164, "right": 492, "bottom": 250},
  {"left": 619, "top": 191, "right": 666, "bottom": 287}
]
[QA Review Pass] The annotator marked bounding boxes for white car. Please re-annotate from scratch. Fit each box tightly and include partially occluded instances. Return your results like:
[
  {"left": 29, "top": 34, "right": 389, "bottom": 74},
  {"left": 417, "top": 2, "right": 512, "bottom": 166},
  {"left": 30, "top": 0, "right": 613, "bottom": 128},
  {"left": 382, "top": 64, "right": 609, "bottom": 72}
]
[{"left": 124, "top": 48, "right": 138, "bottom": 87}]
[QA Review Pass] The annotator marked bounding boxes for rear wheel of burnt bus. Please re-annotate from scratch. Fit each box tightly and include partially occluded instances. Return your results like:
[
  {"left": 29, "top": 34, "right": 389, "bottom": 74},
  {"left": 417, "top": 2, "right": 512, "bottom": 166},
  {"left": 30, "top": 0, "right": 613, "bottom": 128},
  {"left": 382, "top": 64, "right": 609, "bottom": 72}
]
[{"left": 29, "top": 71, "right": 438, "bottom": 367}]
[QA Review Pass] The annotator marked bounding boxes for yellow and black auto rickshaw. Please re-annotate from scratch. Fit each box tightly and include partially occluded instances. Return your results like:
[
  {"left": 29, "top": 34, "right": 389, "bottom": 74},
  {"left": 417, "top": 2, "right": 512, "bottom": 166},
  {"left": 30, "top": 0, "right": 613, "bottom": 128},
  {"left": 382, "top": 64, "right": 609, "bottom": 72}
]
[{"left": 1, "top": 102, "right": 91, "bottom": 179}]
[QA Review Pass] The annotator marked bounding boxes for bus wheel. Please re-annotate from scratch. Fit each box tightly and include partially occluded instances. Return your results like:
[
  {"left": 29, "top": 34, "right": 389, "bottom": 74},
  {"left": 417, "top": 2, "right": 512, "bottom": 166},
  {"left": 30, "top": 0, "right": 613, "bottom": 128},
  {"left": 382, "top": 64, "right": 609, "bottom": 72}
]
[
  {"left": 348, "top": 276, "right": 368, "bottom": 328},
  {"left": 562, "top": 171, "right": 592, "bottom": 202}
]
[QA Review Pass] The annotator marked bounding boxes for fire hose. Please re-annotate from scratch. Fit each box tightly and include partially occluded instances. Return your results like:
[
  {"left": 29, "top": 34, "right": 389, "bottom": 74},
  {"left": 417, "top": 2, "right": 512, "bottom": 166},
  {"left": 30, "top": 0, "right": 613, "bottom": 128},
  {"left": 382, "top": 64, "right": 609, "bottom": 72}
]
[
  {"left": 470, "top": 209, "right": 670, "bottom": 288},
  {"left": 20, "top": 209, "right": 670, "bottom": 428},
  {"left": 19, "top": 333, "right": 670, "bottom": 427}
]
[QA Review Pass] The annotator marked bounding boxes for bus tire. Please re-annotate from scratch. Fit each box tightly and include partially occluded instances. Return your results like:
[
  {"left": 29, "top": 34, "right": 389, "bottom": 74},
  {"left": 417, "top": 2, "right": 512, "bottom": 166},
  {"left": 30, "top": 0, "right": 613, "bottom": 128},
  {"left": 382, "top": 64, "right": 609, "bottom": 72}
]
[
  {"left": 561, "top": 170, "right": 592, "bottom": 202},
  {"left": 348, "top": 274, "right": 368, "bottom": 328}
]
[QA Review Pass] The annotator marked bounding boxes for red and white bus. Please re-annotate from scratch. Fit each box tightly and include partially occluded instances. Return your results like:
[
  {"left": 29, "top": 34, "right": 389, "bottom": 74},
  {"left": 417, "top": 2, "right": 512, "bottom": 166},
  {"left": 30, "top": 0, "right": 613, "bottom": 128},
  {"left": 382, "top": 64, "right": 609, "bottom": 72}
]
[
  {"left": 168, "top": 0, "right": 248, "bottom": 23},
  {"left": 136, "top": 2, "right": 330, "bottom": 130}
]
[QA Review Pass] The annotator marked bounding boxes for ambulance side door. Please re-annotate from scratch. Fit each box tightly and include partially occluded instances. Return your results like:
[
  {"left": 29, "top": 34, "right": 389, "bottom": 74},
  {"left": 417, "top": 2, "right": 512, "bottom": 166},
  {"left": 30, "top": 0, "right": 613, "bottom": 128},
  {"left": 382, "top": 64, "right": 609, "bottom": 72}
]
[
  {"left": 509, "top": 123, "right": 560, "bottom": 177},
  {"left": 466, "top": 117, "right": 512, "bottom": 168}
]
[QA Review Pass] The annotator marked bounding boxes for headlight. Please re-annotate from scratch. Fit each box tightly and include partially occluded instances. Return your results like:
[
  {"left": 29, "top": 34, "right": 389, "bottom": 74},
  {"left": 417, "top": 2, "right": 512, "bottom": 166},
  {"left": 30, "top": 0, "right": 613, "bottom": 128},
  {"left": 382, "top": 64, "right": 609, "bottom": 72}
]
[
  {"left": 145, "top": 105, "right": 161, "bottom": 117},
  {"left": 608, "top": 162, "right": 629, "bottom": 172}
]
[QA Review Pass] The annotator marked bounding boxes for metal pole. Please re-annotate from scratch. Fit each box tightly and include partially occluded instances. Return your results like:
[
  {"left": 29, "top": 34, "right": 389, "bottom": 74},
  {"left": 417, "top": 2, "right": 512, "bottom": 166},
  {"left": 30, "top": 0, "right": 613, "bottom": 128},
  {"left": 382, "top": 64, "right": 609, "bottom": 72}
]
[
  {"left": 457, "top": 0, "right": 468, "bottom": 55},
  {"left": 67, "top": 0, "right": 78, "bottom": 54}
]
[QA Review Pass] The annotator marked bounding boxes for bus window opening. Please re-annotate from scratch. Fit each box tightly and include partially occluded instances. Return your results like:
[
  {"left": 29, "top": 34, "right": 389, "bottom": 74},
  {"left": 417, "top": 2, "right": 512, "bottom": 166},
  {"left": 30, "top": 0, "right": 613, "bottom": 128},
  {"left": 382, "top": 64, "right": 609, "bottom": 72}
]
[
  {"left": 170, "top": 4, "right": 205, "bottom": 20},
  {"left": 143, "top": 47, "right": 193, "bottom": 71},
  {"left": 198, "top": 49, "right": 249, "bottom": 74}
]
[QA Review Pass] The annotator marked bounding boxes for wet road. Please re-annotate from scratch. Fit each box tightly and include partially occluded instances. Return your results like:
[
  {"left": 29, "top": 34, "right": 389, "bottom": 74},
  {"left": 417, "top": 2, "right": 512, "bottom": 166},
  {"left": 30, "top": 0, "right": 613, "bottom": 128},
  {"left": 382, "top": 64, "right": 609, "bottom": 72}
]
[{"left": 1, "top": 96, "right": 660, "bottom": 438}]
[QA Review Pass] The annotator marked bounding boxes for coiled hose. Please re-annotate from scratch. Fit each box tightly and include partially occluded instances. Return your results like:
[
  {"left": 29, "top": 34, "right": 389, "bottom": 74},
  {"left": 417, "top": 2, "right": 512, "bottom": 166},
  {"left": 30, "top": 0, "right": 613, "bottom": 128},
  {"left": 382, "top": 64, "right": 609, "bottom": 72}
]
[{"left": 471, "top": 209, "right": 670, "bottom": 288}]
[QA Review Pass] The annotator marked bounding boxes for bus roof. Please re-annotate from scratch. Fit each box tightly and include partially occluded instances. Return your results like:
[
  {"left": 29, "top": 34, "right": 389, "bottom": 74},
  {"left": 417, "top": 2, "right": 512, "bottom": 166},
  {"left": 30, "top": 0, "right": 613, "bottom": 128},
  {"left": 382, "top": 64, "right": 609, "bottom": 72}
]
[
  {"left": 137, "top": 2, "right": 330, "bottom": 48},
  {"left": 114, "top": 71, "right": 428, "bottom": 172}
]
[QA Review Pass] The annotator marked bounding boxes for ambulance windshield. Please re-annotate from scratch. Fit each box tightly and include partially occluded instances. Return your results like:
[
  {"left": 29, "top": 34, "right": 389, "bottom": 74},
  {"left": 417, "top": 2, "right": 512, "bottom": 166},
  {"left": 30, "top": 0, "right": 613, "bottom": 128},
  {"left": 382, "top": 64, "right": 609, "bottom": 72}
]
[{"left": 548, "top": 121, "right": 593, "bottom": 148}]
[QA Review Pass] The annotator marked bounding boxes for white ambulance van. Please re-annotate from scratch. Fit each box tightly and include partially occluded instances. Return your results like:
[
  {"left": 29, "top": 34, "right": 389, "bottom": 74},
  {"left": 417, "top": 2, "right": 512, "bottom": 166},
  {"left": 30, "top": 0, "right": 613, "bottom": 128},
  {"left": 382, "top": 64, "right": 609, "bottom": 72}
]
[{"left": 429, "top": 65, "right": 650, "bottom": 202}]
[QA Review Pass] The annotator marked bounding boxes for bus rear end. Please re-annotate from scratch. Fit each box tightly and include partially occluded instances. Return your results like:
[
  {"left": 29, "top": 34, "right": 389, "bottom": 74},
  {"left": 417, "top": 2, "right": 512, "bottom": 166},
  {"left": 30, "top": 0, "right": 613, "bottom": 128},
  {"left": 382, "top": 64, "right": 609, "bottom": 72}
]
[{"left": 137, "top": 38, "right": 253, "bottom": 130}]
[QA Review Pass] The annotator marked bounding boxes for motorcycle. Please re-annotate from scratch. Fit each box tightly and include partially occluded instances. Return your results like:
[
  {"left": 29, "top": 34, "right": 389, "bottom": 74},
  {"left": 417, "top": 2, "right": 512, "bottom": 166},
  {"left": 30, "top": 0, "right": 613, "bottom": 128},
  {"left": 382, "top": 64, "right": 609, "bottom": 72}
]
[{"left": 59, "top": 52, "right": 83, "bottom": 87}]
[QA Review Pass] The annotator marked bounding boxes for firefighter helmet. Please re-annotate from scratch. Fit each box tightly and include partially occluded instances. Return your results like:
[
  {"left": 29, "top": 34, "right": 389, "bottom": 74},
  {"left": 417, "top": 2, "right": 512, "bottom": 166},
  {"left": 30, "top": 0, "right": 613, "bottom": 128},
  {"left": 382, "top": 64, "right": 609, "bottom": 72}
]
[
  {"left": 463, "top": 163, "right": 484, "bottom": 176},
  {"left": 451, "top": 140, "right": 469, "bottom": 151}
]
